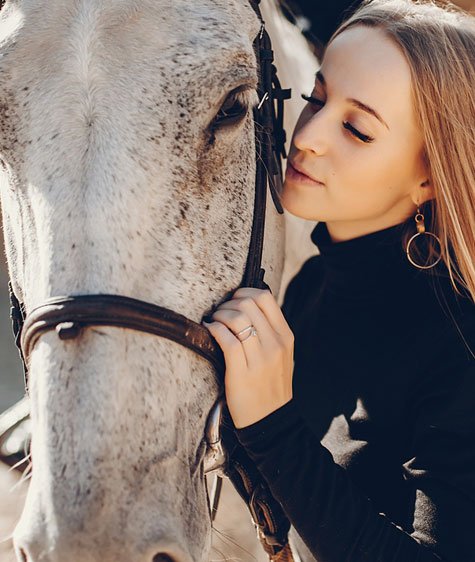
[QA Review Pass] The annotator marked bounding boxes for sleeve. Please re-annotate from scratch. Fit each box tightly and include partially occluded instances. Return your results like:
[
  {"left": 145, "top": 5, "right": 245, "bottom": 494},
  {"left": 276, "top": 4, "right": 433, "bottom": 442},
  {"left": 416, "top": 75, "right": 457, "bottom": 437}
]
[{"left": 234, "top": 360, "right": 475, "bottom": 562}]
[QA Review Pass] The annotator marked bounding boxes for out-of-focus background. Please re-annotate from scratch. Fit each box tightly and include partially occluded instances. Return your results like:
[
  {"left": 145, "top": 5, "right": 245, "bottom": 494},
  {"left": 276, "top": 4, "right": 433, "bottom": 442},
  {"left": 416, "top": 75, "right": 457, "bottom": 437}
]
[
  {"left": 282, "top": 0, "right": 475, "bottom": 59},
  {"left": 0, "top": 225, "right": 23, "bottom": 413}
]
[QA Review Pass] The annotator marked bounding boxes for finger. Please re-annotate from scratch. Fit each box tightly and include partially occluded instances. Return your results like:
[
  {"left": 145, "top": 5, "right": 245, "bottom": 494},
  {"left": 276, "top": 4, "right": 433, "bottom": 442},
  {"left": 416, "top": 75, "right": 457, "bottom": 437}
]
[
  {"left": 212, "top": 298, "right": 275, "bottom": 349},
  {"left": 203, "top": 320, "right": 250, "bottom": 369},
  {"left": 209, "top": 308, "right": 262, "bottom": 364},
  {"left": 233, "top": 287, "right": 294, "bottom": 340}
]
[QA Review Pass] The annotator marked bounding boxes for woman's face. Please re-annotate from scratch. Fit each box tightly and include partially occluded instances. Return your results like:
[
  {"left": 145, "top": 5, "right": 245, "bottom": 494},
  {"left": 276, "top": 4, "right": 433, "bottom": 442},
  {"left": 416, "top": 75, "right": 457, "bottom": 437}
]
[{"left": 282, "top": 24, "right": 435, "bottom": 242}]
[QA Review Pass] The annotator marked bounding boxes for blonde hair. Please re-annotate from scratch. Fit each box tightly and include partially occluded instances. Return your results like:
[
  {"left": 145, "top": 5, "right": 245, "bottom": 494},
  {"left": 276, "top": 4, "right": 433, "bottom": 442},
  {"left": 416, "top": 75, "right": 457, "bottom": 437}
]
[{"left": 328, "top": 0, "right": 475, "bottom": 303}]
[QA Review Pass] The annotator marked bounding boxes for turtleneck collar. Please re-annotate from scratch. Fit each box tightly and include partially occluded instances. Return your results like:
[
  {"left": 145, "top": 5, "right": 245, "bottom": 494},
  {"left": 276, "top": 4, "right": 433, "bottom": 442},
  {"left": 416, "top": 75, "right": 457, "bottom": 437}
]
[{"left": 310, "top": 216, "right": 429, "bottom": 300}]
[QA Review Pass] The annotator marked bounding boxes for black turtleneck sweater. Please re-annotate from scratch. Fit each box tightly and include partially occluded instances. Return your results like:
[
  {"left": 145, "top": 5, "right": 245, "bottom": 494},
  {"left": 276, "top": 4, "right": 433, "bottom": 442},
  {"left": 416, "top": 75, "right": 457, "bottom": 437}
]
[{"left": 234, "top": 217, "right": 475, "bottom": 562}]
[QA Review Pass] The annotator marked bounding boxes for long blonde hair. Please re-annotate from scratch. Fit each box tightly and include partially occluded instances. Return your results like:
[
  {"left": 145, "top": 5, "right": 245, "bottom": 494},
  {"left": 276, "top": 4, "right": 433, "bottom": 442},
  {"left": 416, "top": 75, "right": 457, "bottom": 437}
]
[{"left": 328, "top": 0, "right": 475, "bottom": 303}]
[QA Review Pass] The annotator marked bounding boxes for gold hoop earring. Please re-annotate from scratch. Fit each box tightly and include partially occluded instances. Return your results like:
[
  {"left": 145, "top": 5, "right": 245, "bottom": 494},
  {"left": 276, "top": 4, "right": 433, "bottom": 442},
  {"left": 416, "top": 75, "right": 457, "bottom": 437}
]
[{"left": 406, "top": 207, "right": 442, "bottom": 270}]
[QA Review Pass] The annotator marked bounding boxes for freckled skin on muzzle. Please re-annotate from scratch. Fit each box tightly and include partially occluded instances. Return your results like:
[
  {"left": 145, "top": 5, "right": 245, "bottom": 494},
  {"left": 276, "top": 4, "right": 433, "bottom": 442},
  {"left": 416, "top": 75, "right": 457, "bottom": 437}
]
[{"left": 13, "top": 330, "right": 215, "bottom": 562}]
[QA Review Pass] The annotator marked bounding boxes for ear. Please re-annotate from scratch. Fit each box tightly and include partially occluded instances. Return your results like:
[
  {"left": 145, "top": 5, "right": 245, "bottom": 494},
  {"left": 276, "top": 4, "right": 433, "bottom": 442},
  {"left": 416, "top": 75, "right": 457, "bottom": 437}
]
[{"left": 410, "top": 179, "right": 435, "bottom": 207}]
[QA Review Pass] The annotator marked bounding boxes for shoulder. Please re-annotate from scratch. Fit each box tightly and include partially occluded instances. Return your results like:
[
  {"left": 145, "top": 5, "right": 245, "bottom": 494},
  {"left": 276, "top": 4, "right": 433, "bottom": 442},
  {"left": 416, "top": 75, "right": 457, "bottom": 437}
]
[
  {"left": 433, "top": 276, "right": 475, "bottom": 362},
  {"left": 410, "top": 277, "right": 475, "bottom": 414},
  {"left": 407, "top": 286, "right": 475, "bottom": 450},
  {"left": 409, "top": 269, "right": 475, "bottom": 366}
]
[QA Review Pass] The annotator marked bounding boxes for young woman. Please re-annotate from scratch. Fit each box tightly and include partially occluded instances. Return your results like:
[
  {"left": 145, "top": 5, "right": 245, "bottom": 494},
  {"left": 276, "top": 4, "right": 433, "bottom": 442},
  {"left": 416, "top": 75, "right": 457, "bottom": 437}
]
[{"left": 202, "top": 0, "right": 475, "bottom": 560}]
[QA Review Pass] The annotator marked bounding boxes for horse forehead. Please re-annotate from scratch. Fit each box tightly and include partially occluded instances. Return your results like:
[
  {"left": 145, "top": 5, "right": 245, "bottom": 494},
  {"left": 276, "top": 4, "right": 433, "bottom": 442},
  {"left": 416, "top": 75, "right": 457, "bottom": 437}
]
[
  {"left": 0, "top": 0, "right": 259, "bottom": 57},
  {"left": 0, "top": 0, "right": 260, "bottom": 108}
]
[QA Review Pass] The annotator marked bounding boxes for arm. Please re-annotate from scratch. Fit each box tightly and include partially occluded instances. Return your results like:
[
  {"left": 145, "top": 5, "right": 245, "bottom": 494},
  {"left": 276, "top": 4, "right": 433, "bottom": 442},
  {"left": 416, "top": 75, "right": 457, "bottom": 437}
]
[{"left": 234, "top": 361, "right": 475, "bottom": 562}]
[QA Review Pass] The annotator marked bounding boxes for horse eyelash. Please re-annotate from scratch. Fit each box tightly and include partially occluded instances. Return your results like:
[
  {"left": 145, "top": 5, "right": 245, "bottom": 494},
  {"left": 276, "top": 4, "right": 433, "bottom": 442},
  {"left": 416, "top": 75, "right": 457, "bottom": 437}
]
[{"left": 300, "top": 93, "right": 375, "bottom": 144}]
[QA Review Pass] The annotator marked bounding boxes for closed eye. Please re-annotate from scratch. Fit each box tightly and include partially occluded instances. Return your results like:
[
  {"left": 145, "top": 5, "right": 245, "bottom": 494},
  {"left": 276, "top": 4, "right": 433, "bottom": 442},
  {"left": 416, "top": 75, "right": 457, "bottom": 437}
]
[{"left": 301, "top": 93, "right": 375, "bottom": 144}]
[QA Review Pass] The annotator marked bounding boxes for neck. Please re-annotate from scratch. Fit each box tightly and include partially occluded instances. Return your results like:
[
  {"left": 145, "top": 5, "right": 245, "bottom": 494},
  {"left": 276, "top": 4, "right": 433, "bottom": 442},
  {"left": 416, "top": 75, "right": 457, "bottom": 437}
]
[
  {"left": 325, "top": 203, "right": 417, "bottom": 243},
  {"left": 309, "top": 207, "right": 443, "bottom": 300}
]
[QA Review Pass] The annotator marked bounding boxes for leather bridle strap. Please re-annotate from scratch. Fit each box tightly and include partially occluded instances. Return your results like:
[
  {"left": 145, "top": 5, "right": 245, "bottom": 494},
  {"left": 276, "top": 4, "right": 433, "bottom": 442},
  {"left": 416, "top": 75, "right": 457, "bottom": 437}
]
[{"left": 18, "top": 294, "right": 225, "bottom": 379}]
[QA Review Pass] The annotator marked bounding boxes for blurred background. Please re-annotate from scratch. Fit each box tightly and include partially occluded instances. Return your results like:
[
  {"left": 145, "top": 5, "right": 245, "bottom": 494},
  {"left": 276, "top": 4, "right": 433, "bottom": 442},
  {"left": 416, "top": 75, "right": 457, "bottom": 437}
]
[
  {"left": 0, "top": 225, "right": 23, "bottom": 413},
  {"left": 2, "top": 0, "right": 475, "bottom": 415},
  {"left": 280, "top": 0, "right": 475, "bottom": 59}
]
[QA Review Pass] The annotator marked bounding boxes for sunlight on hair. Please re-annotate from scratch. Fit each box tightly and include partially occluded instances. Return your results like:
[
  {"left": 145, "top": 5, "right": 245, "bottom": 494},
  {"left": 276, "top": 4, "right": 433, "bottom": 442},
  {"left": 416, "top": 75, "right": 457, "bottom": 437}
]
[{"left": 329, "top": 0, "right": 475, "bottom": 307}]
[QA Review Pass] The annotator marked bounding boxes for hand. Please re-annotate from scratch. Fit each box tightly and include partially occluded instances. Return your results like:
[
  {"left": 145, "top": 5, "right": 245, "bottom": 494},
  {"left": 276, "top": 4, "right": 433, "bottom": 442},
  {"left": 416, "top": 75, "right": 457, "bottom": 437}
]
[{"left": 202, "top": 287, "right": 294, "bottom": 429}]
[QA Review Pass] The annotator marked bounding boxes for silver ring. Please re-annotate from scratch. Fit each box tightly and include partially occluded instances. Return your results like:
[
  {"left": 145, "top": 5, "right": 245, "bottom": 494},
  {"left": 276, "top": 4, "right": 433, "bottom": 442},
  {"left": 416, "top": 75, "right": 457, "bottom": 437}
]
[
  {"left": 236, "top": 325, "right": 253, "bottom": 337},
  {"left": 236, "top": 325, "right": 258, "bottom": 342}
]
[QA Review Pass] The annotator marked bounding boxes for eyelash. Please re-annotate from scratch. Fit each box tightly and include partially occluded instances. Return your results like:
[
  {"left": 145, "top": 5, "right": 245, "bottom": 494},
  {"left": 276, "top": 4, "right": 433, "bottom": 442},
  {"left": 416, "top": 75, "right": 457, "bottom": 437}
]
[{"left": 301, "top": 93, "right": 375, "bottom": 144}]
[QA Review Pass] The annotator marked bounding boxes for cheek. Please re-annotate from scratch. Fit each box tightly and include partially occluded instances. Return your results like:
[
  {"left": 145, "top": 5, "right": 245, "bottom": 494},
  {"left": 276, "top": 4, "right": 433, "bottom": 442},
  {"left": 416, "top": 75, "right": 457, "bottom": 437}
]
[
  {"left": 338, "top": 138, "right": 405, "bottom": 188},
  {"left": 331, "top": 143, "right": 413, "bottom": 211}
]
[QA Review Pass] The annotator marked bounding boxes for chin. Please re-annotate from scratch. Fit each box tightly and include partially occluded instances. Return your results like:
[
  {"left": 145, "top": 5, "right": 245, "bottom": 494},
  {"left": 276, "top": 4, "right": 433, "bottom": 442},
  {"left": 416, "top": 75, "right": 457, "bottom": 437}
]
[{"left": 280, "top": 190, "right": 323, "bottom": 222}]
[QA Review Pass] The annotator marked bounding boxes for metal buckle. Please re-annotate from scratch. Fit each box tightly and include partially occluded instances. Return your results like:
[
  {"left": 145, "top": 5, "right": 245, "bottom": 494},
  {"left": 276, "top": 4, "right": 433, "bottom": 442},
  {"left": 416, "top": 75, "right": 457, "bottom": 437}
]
[
  {"left": 259, "top": 23, "right": 265, "bottom": 40},
  {"left": 203, "top": 398, "right": 228, "bottom": 476},
  {"left": 249, "top": 483, "right": 284, "bottom": 547}
]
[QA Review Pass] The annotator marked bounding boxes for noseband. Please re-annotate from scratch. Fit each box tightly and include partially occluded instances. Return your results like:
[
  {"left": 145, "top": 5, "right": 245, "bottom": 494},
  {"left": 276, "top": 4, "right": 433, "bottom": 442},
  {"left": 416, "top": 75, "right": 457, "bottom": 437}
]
[{"left": 5, "top": 1, "right": 296, "bottom": 560}]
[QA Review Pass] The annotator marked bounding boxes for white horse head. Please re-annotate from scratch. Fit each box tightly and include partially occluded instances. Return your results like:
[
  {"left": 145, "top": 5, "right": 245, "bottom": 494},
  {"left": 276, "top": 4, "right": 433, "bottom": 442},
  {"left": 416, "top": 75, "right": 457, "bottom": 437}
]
[{"left": 0, "top": 1, "right": 293, "bottom": 560}]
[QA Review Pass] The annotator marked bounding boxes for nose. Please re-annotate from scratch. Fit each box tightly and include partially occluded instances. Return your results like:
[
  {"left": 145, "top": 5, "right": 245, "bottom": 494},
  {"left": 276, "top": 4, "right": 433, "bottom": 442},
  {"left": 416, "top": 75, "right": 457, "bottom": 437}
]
[{"left": 292, "top": 107, "right": 329, "bottom": 156}]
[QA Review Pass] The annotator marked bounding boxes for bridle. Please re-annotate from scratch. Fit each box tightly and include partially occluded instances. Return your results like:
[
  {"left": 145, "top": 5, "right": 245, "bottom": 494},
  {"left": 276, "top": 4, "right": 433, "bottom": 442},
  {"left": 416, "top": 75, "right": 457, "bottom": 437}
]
[{"left": 5, "top": 2, "right": 297, "bottom": 560}]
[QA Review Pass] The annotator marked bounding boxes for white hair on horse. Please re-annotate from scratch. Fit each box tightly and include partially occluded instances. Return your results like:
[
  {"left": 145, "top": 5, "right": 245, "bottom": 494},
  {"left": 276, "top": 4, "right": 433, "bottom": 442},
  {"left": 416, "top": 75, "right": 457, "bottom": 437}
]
[{"left": 0, "top": 1, "right": 317, "bottom": 561}]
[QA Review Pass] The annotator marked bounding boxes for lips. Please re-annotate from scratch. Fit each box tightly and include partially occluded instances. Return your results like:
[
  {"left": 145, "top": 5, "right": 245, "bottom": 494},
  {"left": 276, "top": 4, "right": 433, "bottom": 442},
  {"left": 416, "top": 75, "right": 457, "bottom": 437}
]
[{"left": 288, "top": 160, "right": 325, "bottom": 185}]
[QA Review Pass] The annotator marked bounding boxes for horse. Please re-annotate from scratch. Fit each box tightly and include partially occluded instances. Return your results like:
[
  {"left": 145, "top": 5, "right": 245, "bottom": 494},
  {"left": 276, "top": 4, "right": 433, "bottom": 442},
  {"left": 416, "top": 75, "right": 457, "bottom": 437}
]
[{"left": 0, "top": 1, "right": 318, "bottom": 560}]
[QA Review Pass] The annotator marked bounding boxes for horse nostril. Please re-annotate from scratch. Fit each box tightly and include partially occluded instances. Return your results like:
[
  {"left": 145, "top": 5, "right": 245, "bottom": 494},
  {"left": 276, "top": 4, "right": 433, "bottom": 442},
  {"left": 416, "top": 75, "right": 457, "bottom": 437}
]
[
  {"left": 17, "top": 547, "right": 28, "bottom": 562},
  {"left": 153, "top": 555, "right": 176, "bottom": 562}
]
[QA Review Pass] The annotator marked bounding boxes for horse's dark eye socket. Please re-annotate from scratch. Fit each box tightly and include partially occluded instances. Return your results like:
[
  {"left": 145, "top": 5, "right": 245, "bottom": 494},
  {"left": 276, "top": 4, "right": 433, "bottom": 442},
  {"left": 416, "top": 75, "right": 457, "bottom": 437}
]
[{"left": 213, "top": 92, "right": 249, "bottom": 128}]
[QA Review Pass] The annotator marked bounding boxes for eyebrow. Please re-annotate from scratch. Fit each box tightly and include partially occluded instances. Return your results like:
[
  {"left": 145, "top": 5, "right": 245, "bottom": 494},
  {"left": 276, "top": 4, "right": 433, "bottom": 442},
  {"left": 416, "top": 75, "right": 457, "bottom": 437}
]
[{"left": 316, "top": 70, "right": 390, "bottom": 131}]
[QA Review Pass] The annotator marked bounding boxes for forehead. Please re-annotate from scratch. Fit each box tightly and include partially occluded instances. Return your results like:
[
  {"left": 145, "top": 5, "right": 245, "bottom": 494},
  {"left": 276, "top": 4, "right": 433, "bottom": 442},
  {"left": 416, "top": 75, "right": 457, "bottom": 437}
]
[
  {"left": 0, "top": 0, "right": 260, "bottom": 85},
  {"left": 321, "top": 25, "right": 417, "bottom": 131},
  {"left": 0, "top": 0, "right": 260, "bottom": 35}
]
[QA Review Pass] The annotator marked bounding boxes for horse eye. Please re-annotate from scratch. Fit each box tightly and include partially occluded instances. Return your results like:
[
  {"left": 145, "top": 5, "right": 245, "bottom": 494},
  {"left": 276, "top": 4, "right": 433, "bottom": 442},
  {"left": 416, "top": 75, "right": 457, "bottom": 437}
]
[{"left": 212, "top": 89, "right": 250, "bottom": 128}]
